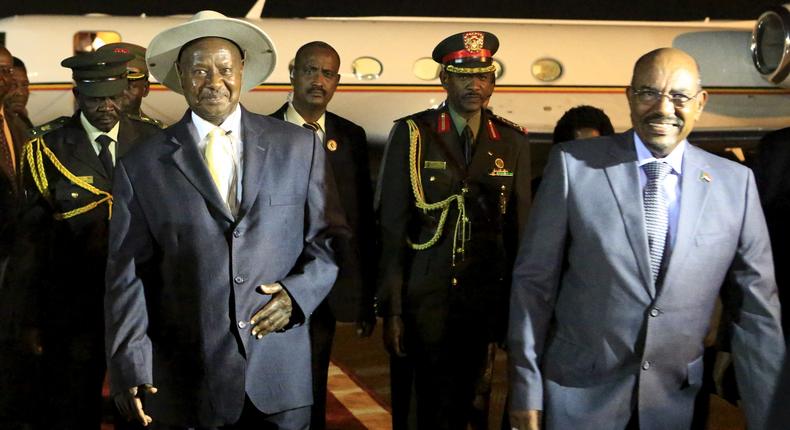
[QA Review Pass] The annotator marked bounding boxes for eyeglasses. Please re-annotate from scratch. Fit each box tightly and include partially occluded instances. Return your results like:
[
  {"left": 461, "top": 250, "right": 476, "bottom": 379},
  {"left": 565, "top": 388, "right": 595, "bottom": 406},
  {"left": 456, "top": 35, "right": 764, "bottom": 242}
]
[{"left": 631, "top": 88, "right": 701, "bottom": 107}]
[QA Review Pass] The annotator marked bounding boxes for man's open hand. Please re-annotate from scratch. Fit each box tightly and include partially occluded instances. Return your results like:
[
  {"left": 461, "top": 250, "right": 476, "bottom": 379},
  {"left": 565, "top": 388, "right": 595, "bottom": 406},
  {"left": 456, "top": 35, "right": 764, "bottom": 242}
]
[{"left": 250, "top": 282, "right": 293, "bottom": 339}]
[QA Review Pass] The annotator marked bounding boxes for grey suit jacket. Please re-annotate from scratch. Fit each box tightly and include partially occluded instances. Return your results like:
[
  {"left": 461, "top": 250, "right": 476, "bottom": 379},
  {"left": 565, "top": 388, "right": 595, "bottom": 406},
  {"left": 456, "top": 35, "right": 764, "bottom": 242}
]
[
  {"left": 507, "top": 131, "right": 784, "bottom": 430},
  {"left": 104, "top": 107, "right": 348, "bottom": 427}
]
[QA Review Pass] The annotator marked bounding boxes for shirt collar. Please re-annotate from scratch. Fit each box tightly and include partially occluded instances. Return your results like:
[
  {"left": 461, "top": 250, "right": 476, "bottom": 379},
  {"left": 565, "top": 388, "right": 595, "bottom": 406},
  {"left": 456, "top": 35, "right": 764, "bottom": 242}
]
[
  {"left": 80, "top": 112, "right": 120, "bottom": 143},
  {"left": 633, "top": 131, "right": 685, "bottom": 175},
  {"left": 285, "top": 102, "right": 326, "bottom": 132},
  {"left": 191, "top": 105, "right": 242, "bottom": 141},
  {"left": 447, "top": 104, "right": 481, "bottom": 141}
]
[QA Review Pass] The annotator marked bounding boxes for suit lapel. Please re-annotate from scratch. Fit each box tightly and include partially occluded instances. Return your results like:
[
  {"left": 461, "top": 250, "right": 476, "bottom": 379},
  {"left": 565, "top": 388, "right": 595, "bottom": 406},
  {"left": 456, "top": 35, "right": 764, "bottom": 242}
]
[
  {"left": 603, "top": 132, "right": 655, "bottom": 297},
  {"left": 116, "top": 118, "right": 137, "bottom": 158},
  {"left": 168, "top": 111, "right": 234, "bottom": 222},
  {"left": 67, "top": 114, "right": 108, "bottom": 179},
  {"left": 660, "top": 145, "right": 711, "bottom": 292},
  {"left": 238, "top": 108, "right": 269, "bottom": 219}
]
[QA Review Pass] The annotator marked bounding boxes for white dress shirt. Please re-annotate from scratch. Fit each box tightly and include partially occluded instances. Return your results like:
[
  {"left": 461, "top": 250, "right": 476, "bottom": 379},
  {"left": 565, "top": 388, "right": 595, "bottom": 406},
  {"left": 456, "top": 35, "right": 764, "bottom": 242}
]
[
  {"left": 80, "top": 112, "right": 120, "bottom": 164},
  {"left": 284, "top": 102, "right": 326, "bottom": 143}
]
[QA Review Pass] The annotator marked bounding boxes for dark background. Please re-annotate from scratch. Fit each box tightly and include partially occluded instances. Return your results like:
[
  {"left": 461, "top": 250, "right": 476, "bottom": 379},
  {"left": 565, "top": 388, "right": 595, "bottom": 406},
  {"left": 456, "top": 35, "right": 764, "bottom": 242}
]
[{"left": 0, "top": 0, "right": 788, "bottom": 20}]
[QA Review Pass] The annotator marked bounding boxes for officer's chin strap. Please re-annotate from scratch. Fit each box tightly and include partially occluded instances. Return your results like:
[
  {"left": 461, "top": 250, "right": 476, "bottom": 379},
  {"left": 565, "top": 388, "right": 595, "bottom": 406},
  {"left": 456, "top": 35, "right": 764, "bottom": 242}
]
[
  {"left": 22, "top": 136, "right": 113, "bottom": 220},
  {"left": 405, "top": 119, "right": 470, "bottom": 266}
]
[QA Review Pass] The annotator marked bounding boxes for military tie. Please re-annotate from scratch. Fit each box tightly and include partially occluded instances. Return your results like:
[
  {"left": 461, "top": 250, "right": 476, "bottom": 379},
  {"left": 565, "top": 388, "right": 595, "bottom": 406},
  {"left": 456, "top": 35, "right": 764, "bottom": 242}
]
[
  {"left": 462, "top": 125, "right": 474, "bottom": 166},
  {"left": 204, "top": 127, "right": 235, "bottom": 209},
  {"left": 643, "top": 161, "right": 673, "bottom": 284},
  {"left": 95, "top": 134, "right": 114, "bottom": 180},
  {"left": 0, "top": 113, "right": 14, "bottom": 181}
]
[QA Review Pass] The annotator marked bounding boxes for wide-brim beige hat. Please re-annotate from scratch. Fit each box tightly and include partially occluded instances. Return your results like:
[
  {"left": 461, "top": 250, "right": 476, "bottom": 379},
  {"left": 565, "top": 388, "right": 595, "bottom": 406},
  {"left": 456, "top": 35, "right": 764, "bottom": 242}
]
[{"left": 146, "top": 10, "right": 276, "bottom": 94}]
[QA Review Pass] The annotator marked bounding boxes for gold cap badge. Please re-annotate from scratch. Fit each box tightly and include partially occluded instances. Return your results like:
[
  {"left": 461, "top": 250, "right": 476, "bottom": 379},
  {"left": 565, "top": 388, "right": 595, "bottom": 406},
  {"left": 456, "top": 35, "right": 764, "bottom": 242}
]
[{"left": 463, "top": 32, "right": 484, "bottom": 52}]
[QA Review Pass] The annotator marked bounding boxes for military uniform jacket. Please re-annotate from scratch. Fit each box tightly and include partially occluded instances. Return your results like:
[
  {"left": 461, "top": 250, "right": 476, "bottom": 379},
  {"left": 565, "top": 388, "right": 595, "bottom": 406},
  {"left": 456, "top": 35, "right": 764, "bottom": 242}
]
[
  {"left": 270, "top": 104, "right": 376, "bottom": 321},
  {"left": 9, "top": 112, "right": 161, "bottom": 331},
  {"left": 376, "top": 105, "right": 531, "bottom": 339}
]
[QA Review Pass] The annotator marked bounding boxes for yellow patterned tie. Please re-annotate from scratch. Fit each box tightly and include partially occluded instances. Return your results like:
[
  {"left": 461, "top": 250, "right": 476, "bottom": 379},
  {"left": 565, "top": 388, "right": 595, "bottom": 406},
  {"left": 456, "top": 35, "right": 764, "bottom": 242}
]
[{"left": 205, "top": 127, "right": 234, "bottom": 207}]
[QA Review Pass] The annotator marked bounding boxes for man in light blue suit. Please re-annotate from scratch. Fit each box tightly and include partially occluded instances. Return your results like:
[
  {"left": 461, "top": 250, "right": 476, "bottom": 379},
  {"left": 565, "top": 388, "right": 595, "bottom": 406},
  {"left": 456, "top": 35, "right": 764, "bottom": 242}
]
[
  {"left": 507, "top": 48, "right": 784, "bottom": 430},
  {"left": 104, "top": 11, "right": 347, "bottom": 430}
]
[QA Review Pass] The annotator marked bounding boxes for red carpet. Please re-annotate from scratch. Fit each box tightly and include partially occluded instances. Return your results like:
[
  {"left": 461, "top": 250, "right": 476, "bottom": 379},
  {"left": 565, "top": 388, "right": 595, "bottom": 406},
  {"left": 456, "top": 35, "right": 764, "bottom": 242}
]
[{"left": 326, "top": 391, "right": 369, "bottom": 430}]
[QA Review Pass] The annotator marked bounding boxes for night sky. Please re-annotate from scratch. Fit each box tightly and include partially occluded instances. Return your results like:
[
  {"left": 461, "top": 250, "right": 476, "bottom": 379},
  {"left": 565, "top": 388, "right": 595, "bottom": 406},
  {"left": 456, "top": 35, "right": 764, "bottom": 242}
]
[{"left": 1, "top": 0, "right": 788, "bottom": 21}]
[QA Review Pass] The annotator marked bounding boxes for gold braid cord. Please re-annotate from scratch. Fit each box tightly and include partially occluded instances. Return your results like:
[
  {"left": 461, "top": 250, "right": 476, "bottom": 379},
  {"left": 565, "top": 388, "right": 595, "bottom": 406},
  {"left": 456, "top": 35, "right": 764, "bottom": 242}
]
[
  {"left": 406, "top": 119, "right": 469, "bottom": 265},
  {"left": 23, "top": 136, "right": 113, "bottom": 220}
]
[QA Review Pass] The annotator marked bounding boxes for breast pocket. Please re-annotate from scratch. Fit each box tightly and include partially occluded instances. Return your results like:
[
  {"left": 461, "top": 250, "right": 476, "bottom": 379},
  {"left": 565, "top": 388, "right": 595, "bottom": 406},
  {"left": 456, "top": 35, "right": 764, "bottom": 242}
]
[
  {"left": 694, "top": 232, "right": 732, "bottom": 246},
  {"left": 268, "top": 193, "right": 302, "bottom": 206}
]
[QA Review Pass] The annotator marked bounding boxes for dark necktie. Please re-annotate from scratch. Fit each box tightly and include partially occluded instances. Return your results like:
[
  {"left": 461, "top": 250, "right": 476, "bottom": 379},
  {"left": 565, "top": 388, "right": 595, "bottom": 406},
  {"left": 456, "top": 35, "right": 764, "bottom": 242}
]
[
  {"left": 303, "top": 122, "right": 320, "bottom": 132},
  {"left": 0, "top": 113, "right": 14, "bottom": 181},
  {"left": 643, "top": 161, "right": 673, "bottom": 284},
  {"left": 95, "top": 134, "right": 114, "bottom": 180},
  {"left": 462, "top": 125, "right": 474, "bottom": 166}
]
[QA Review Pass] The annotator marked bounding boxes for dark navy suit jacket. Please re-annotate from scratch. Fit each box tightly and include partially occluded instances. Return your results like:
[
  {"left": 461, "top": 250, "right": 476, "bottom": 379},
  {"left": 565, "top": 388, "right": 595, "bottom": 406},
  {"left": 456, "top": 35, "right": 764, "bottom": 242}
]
[{"left": 104, "top": 107, "right": 348, "bottom": 427}]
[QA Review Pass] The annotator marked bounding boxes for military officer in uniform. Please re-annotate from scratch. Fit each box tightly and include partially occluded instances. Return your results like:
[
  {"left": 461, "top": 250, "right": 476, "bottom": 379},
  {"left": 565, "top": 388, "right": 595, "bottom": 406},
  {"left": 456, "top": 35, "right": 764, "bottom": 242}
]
[
  {"left": 98, "top": 42, "right": 165, "bottom": 129},
  {"left": 9, "top": 50, "right": 161, "bottom": 429},
  {"left": 376, "top": 31, "right": 531, "bottom": 430}
]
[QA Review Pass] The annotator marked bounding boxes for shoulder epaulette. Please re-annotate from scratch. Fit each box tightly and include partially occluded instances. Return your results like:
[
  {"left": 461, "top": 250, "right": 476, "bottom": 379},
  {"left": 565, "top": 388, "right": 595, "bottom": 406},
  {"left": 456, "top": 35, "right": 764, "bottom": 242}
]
[
  {"left": 28, "top": 116, "right": 70, "bottom": 138},
  {"left": 128, "top": 113, "right": 166, "bottom": 129},
  {"left": 393, "top": 107, "right": 437, "bottom": 124},
  {"left": 489, "top": 112, "right": 527, "bottom": 135}
]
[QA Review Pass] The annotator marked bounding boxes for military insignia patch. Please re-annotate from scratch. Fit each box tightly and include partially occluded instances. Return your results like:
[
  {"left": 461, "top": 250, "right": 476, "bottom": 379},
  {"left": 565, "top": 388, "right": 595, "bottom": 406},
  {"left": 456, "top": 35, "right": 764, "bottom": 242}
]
[
  {"left": 463, "top": 32, "right": 485, "bottom": 53},
  {"left": 489, "top": 158, "right": 513, "bottom": 177},
  {"left": 424, "top": 161, "right": 447, "bottom": 170}
]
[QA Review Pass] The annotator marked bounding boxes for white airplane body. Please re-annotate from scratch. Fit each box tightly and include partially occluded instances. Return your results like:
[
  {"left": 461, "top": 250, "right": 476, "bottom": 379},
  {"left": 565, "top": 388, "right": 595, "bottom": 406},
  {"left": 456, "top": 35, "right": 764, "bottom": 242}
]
[{"left": 1, "top": 10, "right": 789, "bottom": 147}]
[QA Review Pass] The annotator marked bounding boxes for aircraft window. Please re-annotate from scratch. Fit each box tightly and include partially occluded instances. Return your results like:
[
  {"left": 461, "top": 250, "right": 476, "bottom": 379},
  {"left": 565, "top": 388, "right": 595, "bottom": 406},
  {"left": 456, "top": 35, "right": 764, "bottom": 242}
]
[
  {"left": 493, "top": 59, "right": 505, "bottom": 79},
  {"left": 73, "top": 31, "right": 122, "bottom": 54},
  {"left": 531, "top": 58, "right": 563, "bottom": 82},
  {"left": 753, "top": 12, "right": 786, "bottom": 74},
  {"left": 352, "top": 57, "right": 383, "bottom": 80},
  {"left": 413, "top": 57, "right": 440, "bottom": 81}
]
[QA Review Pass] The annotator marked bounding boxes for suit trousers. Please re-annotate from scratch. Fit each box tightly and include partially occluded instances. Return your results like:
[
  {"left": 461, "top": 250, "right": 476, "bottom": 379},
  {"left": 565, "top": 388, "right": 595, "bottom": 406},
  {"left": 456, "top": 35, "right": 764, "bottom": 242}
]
[
  {"left": 309, "top": 300, "right": 336, "bottom": 430},
  {"left": 150, "top": 397, "right": 310, "bottom": 430}
]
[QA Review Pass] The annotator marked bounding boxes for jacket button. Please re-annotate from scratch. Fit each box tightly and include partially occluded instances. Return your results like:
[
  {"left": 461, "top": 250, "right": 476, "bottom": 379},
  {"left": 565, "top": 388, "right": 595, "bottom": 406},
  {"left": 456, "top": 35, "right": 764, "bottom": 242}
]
[
  {"left": 233, "top": 229, "right": 241, "bottom": 238},
  {"left": 642, "top": 361, "right": 651, "bottom": 371},
  {"left": 649, "top": 308, "right": 660, "bottom": 317},
  {"left": 234, "top": 276, "right": 244, "bottom": 284},
  {"left": 238, "top": 321, "right": 247, "bottom": 329}
]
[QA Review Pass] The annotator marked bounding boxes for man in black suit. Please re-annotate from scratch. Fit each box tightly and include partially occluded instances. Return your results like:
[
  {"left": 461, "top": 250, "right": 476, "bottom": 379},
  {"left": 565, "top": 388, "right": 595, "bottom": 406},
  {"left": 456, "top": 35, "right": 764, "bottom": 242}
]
[
  {"left": 270, "top": 40, "right": 376, "bottom": 430},
  {"left": 9, "top": 50, "right": 160, "bottom": 429},
  {"left": 376, "top": 31, "right": 531, "bottom": 429},
  {"left": 753, "top": 127, "right": 790, "bottom": 340}
]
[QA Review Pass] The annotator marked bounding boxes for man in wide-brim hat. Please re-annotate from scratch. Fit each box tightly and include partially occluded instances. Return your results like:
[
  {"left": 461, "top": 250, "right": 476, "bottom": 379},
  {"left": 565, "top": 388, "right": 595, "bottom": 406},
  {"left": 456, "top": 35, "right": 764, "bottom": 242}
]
[{"left": 104, "top": 10, "right": 348, "bottom": 429}]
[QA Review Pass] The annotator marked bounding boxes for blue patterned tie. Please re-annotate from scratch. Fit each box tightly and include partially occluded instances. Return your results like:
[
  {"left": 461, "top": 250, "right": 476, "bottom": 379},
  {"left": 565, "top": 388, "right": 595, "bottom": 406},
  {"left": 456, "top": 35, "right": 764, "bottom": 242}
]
[{"left": 643, "top": 161, "right": 672, "bottom": 284}]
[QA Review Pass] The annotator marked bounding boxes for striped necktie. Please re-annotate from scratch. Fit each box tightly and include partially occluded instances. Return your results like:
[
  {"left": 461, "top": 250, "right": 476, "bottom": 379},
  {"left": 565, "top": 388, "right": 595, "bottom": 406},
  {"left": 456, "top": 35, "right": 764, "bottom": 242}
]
[{"left": 643, "top": 161, "right": 673, "bottom": 284}]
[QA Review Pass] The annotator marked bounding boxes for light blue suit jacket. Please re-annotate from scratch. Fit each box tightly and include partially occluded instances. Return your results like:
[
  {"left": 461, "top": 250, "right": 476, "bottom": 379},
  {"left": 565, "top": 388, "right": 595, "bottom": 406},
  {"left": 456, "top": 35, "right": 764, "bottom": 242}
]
[
  {"left": 104, "top": 107, "right": 348, "bottom": 427},
  {"left": 508, "top": 131, "right": 784, "bottom": 430}
]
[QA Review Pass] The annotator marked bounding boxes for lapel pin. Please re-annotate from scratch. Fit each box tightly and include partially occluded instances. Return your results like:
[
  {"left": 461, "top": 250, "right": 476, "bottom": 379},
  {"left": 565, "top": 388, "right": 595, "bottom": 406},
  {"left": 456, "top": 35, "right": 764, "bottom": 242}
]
[
  {"left": 700, "top": 171, "right": 712, "bottom": 182},
  {"left": 326, "top": 139, "right": 338, "bottom": 152}
]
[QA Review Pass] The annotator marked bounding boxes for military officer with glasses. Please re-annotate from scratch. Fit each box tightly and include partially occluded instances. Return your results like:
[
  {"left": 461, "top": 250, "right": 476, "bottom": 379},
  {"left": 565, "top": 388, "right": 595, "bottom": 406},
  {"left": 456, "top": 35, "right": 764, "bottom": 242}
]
[
  {"left": 376, "top": 31, "right": 531, "bottom": 429},
  {"left": 98, "top": 42, "right": 165, "bottom": 129},
  {"left": 8, "top": 50, "right": 161, "bottom": 430}
]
